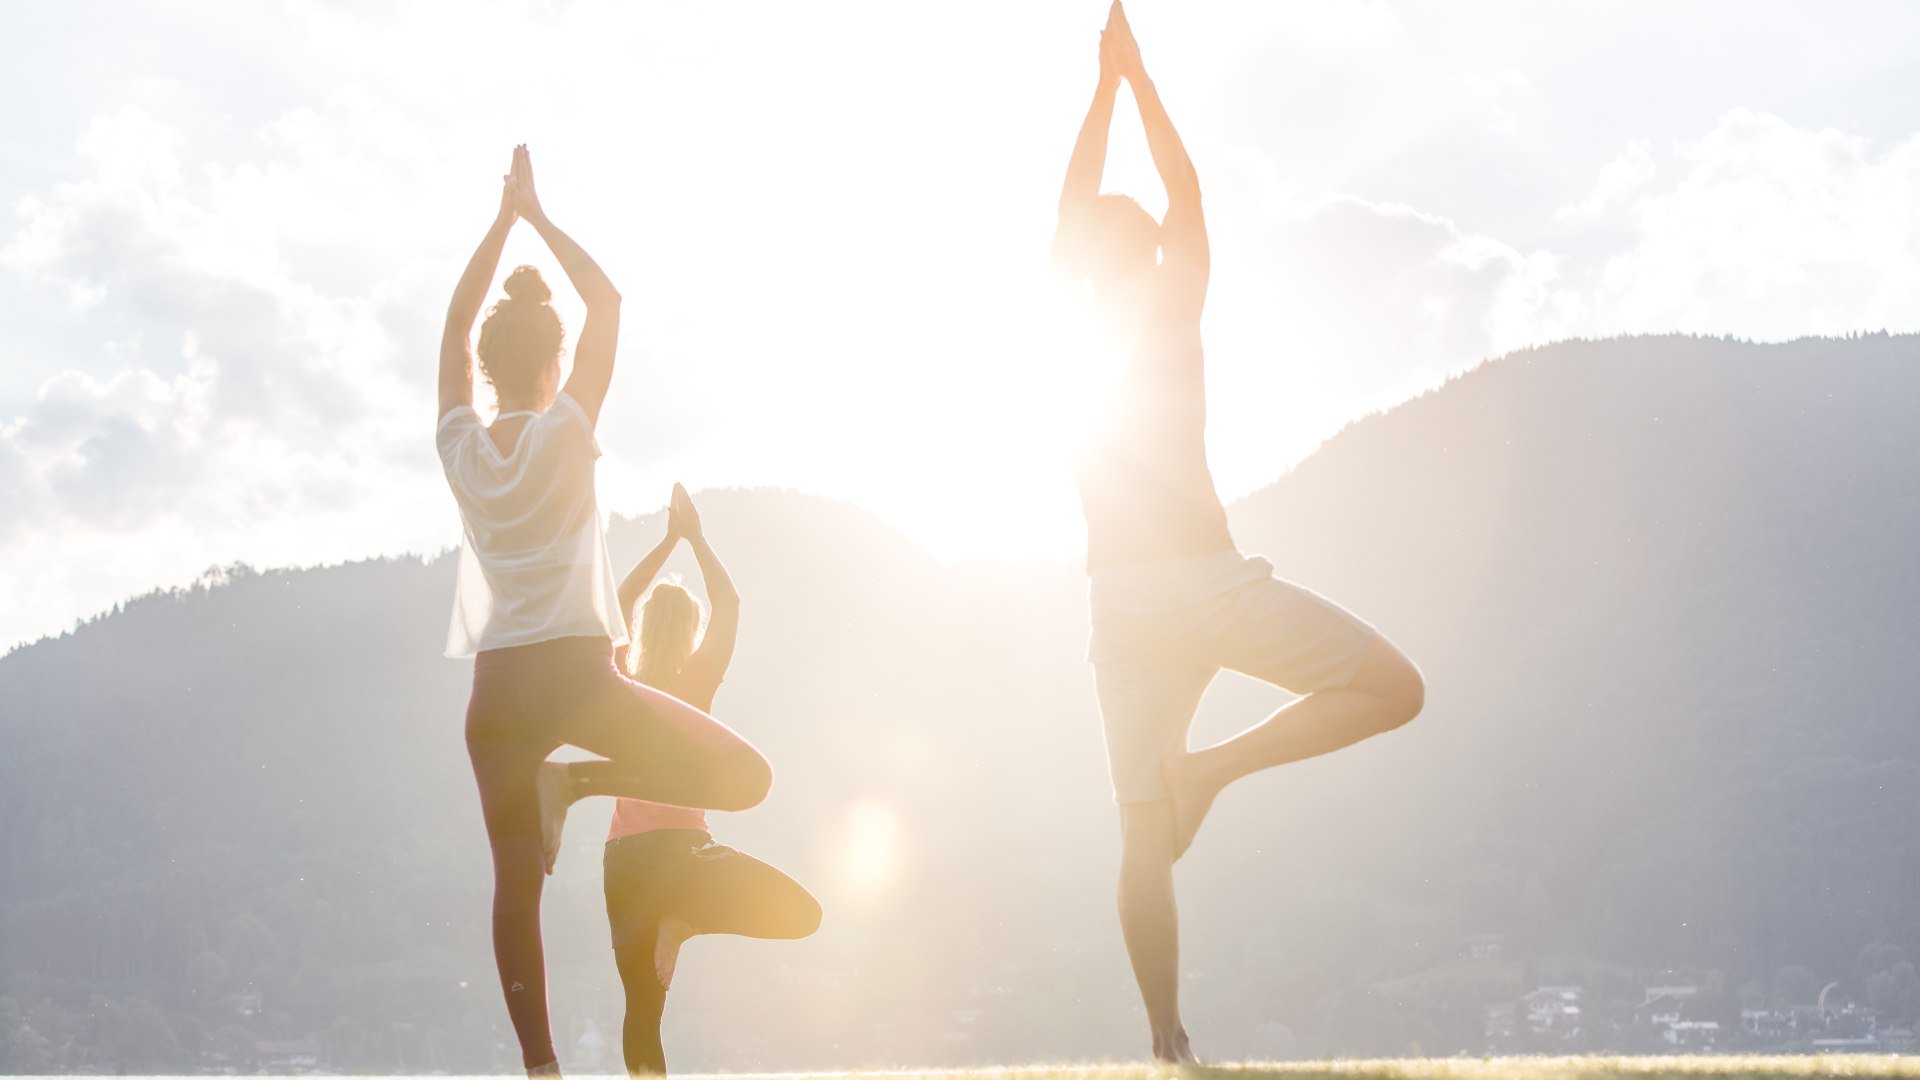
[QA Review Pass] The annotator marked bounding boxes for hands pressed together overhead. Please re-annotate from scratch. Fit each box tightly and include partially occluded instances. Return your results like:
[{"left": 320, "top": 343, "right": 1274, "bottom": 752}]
[
  {"left": 1100, "top": 1, "right": 1146, "bottom": 86},
  {"left": 664, "top": 483, "right": 703, "bottom": 544},
  {"left": 498, "top": 144, "right": 546, "bottom": 226}
]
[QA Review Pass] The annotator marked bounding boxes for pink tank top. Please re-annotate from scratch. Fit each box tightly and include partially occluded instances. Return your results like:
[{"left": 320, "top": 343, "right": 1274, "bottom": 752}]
[{"left": 606, "top": 653, "right": 727, "bottom": 839}]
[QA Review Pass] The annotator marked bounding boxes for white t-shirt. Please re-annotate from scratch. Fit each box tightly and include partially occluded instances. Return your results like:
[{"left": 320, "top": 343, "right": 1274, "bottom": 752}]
[{"left": 436, "top": 391, "right": 627, "bottom": 658}]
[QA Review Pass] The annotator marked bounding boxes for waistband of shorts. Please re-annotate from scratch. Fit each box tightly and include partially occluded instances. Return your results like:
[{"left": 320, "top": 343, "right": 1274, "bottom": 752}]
[
  {"left": 1089, "top": 547, "right": 1250, "bottom": 592},
  {"left": 604, "top": 828, "right": 712, "bottom": 855},
  {"left": 473, "top": 634, "right": 613, "bottom": 673}
]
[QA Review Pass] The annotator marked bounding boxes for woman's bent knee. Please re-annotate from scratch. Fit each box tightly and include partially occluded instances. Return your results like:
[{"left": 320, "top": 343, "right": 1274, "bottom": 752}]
[
  {"left": 708, "top": 747, "right": 773, "bottom": 811},
  {"left": 788, "top": 892, "right": 825, "bottom": 939}
]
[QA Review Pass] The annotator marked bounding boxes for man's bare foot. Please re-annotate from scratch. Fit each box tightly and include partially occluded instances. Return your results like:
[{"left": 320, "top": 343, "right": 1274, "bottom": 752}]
[
  {"left": 654, "top": 915, "right": 695, "bottom": 989},
  {"left": 1163, "top": 753, "right": 1218, "bottom": 861},
  {"left": 526, "top": 1058, "right": 562, "bottom": 1078},
  {"left": 535, "top": 762, "right": 573, "bottom": 875},
  {"left": 1152, "top": 1023, "right": 1198, "bottom": 1064}
]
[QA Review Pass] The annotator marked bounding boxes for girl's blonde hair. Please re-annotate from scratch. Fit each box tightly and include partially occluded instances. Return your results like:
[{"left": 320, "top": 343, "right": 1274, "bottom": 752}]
[{"left": 628, "top": 581, "right": 703, "bottom": 689}]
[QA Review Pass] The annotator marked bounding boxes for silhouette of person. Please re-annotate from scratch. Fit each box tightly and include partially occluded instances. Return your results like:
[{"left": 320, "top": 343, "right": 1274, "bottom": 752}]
[
  {"left": 1052, "top": 4, "right": 1427, "bottom": 1062},
  {"left": 437, "top": 147, "right": 774, "bottom": 1078},
  {"left": 601, "top": 484, "right": 821, "bottom": 1076}
]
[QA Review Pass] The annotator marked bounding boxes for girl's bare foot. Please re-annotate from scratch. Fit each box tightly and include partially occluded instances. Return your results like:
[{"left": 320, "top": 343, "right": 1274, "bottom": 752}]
[
  {"left": 535, "top": 762, "right": 573, "bottom": 875},
  {"left": 654, "top": 914, "right": 695, "bottom": 989}
]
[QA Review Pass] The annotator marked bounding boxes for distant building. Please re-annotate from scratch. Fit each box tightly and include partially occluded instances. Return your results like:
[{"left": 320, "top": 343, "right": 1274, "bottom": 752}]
[
  {"left": 1520, "top": 985, "right": 1585, "bottom": 1041},
  {"left": 1740, "top": 1008, "right": 1792, "bottom": 1041},
  {"left": 253, "top": 1037, "right": 322, "bottom": 1072},
  {"left": 220, "top": 991, "right": 263, "bottom": 1019},
  {"left": 1634, "top": 984, "right": 1706, "bottom": 1047},
  {"left": 1635, "top": 986, "right": 1700, "bottom": 1029},
  {"left": 1663, "top": 1020, "right": 1720, "bottom": 1050},
  {"left": 1464, "top": 932, "right": 1507, "bottom": 960}
]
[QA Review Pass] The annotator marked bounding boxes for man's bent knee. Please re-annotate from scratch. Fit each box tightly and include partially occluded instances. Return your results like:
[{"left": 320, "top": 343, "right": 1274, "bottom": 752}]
[
  {"left": 1371, "top": 646, "right": 1425, "bottom": 732},
  {"left": 1344, "top": 637, "right": 1425, "bottom": 735}
]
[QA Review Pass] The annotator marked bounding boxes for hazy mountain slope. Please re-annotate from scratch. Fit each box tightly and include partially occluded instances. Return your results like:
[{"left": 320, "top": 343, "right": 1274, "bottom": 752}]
[{"left": 0, "top": 333, "right": 1914, "bottom": 1071}]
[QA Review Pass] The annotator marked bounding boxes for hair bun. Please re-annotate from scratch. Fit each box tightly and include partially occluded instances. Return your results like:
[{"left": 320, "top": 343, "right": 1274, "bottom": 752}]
[{"left": 502, "top": 265, "right": 552, "bottom": 305}]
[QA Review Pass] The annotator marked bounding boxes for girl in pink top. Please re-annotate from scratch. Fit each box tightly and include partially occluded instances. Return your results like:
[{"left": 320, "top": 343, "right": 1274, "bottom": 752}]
[{"left": 602, "top": 485, "right": 821, "bottom": 1076}]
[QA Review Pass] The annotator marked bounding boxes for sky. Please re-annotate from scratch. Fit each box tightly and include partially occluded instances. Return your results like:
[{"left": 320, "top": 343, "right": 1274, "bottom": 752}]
[{"left": 3, "top": 0, "right": 1920, "bottom": 651}]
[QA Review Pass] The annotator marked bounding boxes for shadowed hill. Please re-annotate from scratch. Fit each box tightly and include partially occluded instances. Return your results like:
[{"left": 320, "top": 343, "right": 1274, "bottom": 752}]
[{"left": 0, "top": 334, "right": 1915, "bottom": 1073}]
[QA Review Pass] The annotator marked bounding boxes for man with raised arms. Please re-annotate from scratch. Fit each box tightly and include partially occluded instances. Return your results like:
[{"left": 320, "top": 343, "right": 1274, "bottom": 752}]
[{"left": 1052, "top": 3, "right": 1428, "bottom": 1062}]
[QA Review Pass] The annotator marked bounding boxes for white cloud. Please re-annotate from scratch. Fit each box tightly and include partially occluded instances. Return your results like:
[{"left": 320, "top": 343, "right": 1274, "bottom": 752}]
[
  {"left": 1198, "top": 163, "right": 1573, "bottom": 493},
  {"left": 1559, "top": 141, "right": 1657, "bottom": 219},
  {"left": 1577, "top": 109, "right": 1920, "bottom": 339},
  {"left": 0, "top": 104, "right": 448, "bottom": 647},
  {"left": 1197, "top": 108, "right": 1920, "bottom": 493},
  {"left": 3, "top": 2, "right": 1920, "bottom": 649}
]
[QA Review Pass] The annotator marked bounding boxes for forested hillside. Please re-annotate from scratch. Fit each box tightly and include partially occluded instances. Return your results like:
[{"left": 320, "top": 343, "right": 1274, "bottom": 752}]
[{"left": 1, "top": 334, "right": 1915, "bottom": 1072}]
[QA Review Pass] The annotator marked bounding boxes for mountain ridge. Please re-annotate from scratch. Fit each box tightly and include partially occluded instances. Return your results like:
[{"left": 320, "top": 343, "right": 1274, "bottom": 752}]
[{"left": 1, "top": 332, "right": 1915, "bottom": 1072}]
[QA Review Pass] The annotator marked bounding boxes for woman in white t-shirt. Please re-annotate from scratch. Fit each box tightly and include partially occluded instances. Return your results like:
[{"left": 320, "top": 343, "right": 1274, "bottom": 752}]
[{"left": 437, "top": 147, "right": 773, "bottom": 1079}]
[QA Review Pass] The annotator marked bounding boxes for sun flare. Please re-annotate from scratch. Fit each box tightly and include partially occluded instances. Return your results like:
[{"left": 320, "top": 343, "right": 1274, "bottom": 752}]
[{"left": 840, "top": 800, "right": 904, "bottom": 895}]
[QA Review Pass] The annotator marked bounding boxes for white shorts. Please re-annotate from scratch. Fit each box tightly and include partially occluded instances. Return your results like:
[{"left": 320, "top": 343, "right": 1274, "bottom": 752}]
[{"left": 1088, "top": 550, "right": 1379, "bottom": 804}]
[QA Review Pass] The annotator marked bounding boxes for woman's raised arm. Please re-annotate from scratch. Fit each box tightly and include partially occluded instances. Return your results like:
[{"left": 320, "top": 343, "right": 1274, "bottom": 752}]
[
  {"left": 505, "top": 146, "right": 623, "bottom": 426},
  {"left": 438, "top": 166, "right": 516, "bottom": 418}
]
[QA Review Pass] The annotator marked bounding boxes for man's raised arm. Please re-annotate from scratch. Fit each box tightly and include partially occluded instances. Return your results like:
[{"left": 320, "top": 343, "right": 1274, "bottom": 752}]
[
  {"left": 1053, "top": 14, "right": 1124, "bottom": 267},
  {"left": 1111, "top": 3, "right": 1209, "bottom": 292}
]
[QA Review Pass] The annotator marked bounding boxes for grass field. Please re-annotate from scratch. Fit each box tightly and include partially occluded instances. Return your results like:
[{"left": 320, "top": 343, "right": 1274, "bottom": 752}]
[{"left": 701, "top": 1059, "right": 1920, "bottom": 1080}]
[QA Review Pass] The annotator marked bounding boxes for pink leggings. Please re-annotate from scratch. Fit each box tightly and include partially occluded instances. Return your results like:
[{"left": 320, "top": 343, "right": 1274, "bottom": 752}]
[{"left": 464, "top": 635, "right": 770, "bottom": 1069}]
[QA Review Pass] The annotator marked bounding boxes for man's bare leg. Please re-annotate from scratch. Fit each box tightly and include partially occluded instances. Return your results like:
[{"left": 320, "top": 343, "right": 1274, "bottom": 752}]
[
  {"left": 1118, "top": 801, "right": 1198, "bottom": 1063},
  {"left": 1166, "top": 637, "right": 1426, "bottom": 858}
]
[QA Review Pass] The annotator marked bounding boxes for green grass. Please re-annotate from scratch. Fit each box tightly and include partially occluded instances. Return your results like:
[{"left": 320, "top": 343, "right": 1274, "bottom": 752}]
[{"left": 726, "top": 1059, "right": 1920, "bottom": 1080}]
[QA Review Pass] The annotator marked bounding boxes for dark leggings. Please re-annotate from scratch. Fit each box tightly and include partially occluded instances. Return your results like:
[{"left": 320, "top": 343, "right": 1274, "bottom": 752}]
[
  {"left": 465, "top": 636, "right": 772, "bottom": 1070},
  {"left": 604, "top": 829, "right": 822, "bottom": 1076}
]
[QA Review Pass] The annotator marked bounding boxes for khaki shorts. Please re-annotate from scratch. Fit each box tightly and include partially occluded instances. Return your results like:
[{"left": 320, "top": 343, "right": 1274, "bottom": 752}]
[{"left": 1089, "top": 550, "right": 1379, "bottom": 804}]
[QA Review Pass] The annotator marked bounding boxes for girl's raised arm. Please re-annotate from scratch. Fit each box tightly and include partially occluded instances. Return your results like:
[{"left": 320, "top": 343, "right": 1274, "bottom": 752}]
[{"left": 674, "top": 485, "right": 741, "bottom": 680}]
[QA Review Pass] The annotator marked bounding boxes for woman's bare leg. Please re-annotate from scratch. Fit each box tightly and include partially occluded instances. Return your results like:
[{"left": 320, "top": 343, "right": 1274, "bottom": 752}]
[
  {"left": 562, "top": 677, "right": 771, "bottom": 811},
  {"left": 533, "top": 674, "right": 774, "bottom": 872}
]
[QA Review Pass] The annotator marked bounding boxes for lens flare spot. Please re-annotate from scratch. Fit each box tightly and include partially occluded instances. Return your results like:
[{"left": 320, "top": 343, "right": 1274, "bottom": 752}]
[{"left": 842, "top": 800, "right": 902, "bottom": 894}]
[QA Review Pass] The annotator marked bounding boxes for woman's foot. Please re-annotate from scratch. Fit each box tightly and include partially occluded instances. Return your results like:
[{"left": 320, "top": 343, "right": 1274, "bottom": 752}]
[
  {"left": 535, "top": 762, "right": 574, "bottom": 875},
  {"left": 1163, "top": 754, "right": 1219, "bottom": 861},
  {"left": 526, "top": 1058, "right": 562, "bottom": 1078},
  {"left": 654, "top": 915, "right": 695, "bottom": 989}
]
